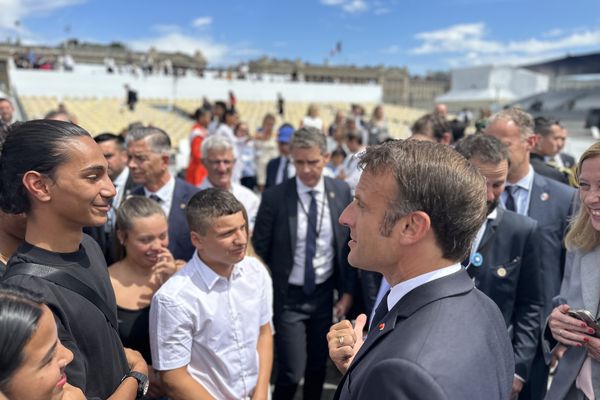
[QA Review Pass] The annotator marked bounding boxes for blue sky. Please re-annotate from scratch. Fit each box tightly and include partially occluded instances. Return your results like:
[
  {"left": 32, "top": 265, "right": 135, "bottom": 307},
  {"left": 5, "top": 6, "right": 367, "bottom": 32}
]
[{"left": 2, "top": 0, "right": 600, "bottom": 74}]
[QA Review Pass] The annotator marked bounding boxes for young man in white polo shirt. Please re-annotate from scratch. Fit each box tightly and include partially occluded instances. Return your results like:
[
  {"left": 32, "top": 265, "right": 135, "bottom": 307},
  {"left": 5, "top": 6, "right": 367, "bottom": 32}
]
[{"left": 150, "top": 188, "right": 273, "bottom": 400}]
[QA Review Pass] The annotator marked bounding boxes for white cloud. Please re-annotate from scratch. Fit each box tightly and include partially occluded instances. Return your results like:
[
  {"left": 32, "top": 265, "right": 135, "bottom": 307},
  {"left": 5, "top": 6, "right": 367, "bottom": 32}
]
[
  {"left": 129, "top": 32, "right": 228, "bottom": 64},
  {"left": 343, "top": 0, "right": 368, "bottom": 13},
  {"left": 321, "top": 0, "right": 369, "bottom": 14},
  {"left": 411, "top": 22, "right": 600, "bottom": 68},
  {"left": 191, "top": 16, "right": 212, "bottom": 29},
  {"left": 128, "top": 32, "right": 263, "bottom": 66}
]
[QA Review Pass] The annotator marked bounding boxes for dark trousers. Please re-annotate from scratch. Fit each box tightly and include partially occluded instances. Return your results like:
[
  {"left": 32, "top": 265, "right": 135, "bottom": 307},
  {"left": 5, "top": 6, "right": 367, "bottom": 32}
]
[
  {"left": 273, "top": 279, "right": 334, "bottom": 400},
  {"left": 519, "top": 343, "right": 549, "bottom": 400}
]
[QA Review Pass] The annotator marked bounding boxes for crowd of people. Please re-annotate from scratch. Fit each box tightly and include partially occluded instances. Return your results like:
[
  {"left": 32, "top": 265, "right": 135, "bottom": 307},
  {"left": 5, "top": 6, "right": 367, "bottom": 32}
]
[{"left": 0, "top": 95, "right": 597, "bottom": 400}]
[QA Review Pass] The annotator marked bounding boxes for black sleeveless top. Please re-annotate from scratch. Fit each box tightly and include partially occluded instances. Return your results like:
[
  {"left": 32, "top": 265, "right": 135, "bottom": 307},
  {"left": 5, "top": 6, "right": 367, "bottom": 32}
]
[{"left": 117, "top": 305, "right": 152, "bottom": 364}]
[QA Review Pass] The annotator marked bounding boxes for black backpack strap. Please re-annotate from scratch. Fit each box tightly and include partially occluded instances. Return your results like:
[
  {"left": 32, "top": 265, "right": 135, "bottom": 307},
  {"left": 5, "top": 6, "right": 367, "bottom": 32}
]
[{"left": 3, "top": 262, "right": 118, "bottom": 331}]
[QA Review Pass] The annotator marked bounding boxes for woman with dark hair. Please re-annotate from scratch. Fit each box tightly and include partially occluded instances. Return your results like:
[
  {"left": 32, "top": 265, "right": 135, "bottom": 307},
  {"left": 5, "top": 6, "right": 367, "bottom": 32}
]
[
  {"left": 0, "top": 283, "right": 84, "bottom": 400},
  {"left": 0, "top": 120, "right": 148, "bottom": 400},
  {"left": 109, "top": 196, "right": 183, "bottom": 398}
]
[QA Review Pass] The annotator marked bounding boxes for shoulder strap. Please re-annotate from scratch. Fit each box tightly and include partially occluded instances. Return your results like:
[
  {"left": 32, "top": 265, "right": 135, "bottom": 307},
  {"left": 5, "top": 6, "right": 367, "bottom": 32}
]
[{"left": 4, "top": 262, "right": 118, "bottom": 331}]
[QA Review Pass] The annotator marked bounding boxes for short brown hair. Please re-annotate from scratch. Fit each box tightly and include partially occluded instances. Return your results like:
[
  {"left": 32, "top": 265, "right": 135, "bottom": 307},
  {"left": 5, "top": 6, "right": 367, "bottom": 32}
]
[
  {"left": 186, "top": 188, "right": 248, "bottom": 235},
  {"left": 358, "top": 140, "right": 487, "bottom": 261}
]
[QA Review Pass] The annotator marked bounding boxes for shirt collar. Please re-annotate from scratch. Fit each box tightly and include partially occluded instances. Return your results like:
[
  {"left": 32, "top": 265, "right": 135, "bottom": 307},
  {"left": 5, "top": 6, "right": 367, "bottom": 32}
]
[
  {"left": 295, "top": 175, "right": 325, "bottom": 196},
  {"left": 192, "top": 251, "right": 244, "bottom": 290},
  {"left": 510, "top": 164, "right": 534, "bottom": 192},
  {"left": 487, "top": 207, "right": 498, "bottom": 220},
  {"left": 199, "top": 177, "right": 233, "bottom": 192},
  {"left": 144, "top": 175, "right": 175, "bottom": 201},
  {"left": 113, "top": 167, "right": 129, "bottom": 188},
  {"left": 387, "top": 263, "right": 462, "bottom": 311}
]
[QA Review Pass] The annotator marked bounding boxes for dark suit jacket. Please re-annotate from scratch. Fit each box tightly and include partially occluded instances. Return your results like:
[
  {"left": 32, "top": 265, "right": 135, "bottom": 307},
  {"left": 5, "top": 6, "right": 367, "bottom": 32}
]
[
  {"left": 132, "top": 177, "right": 199, "bottom": 261},
  {"left": 531, "top": 153, "right": 569, "bottom": 185},
  {"left": 471, "top": 207, "right": 543, "bottom": 381},
  {"left": 560, "top": 152, "right": 576, "bottom": 169},
  {"left": 527, "top": 173, "right": 576, "bottom": 318},
  {"left": 334, "top": 270, "right": 514, "bottom": 400},
  {"left": 252, "top": 177, "right": 357, "bottom": 317},
  {"left": 84, "top": 169, "right": 139, "bottom": 266},
  {"left": 265, "top": 156, "right": 283, "bottom": 189}
]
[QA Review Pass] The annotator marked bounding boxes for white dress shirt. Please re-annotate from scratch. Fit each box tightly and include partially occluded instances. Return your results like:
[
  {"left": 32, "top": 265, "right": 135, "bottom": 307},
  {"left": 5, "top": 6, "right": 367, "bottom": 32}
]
[
  {"left": 500, "top": 164, "right": 534, "bottom": 216},
  {"left": 387, "top": 264, "right": 462, "bottom": 311},
  {"left": 198, "top": 179, "right": 260, "bottom": 231},
  {"left": 150, "top": 253, "right": 273, "bottom": 400},
  {"left": 112, "top": 167, "right": 130, "bottom": 208},
  {"left": 143, "top": 176, "right": 175, "bottom": 217},
  {"left": 289, "top": 176, "right": 334, "bottom": 286}
]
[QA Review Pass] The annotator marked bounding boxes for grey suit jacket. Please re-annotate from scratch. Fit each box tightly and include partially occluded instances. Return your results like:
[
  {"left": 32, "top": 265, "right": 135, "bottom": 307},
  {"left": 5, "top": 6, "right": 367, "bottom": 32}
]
[
  {"left": 334, "top": 270, "right": 514, "bottom": 400},
  {"left": 545, "top": 248, "right": 600, "bottom": 399},
  {"left": 528, "top": 173, "right": 576, "bottom": 317}
]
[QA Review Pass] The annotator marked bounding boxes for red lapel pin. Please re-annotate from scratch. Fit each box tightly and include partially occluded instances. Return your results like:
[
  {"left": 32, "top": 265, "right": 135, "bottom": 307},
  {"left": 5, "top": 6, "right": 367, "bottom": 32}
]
[{"left": 378, "top": 322, "right": 385, "bottom": 331}]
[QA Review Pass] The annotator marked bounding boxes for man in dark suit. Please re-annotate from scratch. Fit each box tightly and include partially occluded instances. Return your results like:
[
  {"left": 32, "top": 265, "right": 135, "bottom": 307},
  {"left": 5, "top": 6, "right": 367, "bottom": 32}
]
[
  {"left": 126, "top": 127, "right": 199, "bottom": 261},
  {"left": 253, "top": 126, "right": 356, "bottom": 400},
  {"left": 84, "top": 133, "right": 138, "bottom": 265},
  {"left": 264, "top": 123, "right": 295, "bottom": 189},
  {"left": 486, "top": 107, "right": 577, "bottom": 400},
  {"left": 455, "top": 134, "right": 545, "bottom": 398},
  {"left": 327, "top": 140, "right": 514, "bottom": 400},
  {"left": 530, "top": 116, "right": 572, "bottom": 185}
]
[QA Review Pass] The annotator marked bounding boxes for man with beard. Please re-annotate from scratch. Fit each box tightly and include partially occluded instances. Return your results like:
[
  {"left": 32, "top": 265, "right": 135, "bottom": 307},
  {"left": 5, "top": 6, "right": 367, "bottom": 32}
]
[{"left": 454, "top": 134, "right": 544, "bottom": 400}]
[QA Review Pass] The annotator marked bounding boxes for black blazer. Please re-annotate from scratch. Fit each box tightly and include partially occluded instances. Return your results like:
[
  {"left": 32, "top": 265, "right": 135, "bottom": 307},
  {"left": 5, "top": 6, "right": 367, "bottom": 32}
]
[
  {"left": 560, "top": 152, "right": 576, "bottom": 169},
  {"left": 132, "top": 177, "right": 199, "bottom": 261},
  {"left": 334, "top": 270, "right": 514, "bottom": 400},
  {"left": 471, "top": 207, "right": 544, "bottom": 381},
  {"left": 527, "top": 173, "right": 576, "bottom": 318},
  {"left": 531, "top": 154, "right": 569, "bottom": 185},
  {"left": 265, "top": 156, "right": 283, "bottom": 189},
  {"left": 252, "top": 177, "right": 357, "bottom": 316}
]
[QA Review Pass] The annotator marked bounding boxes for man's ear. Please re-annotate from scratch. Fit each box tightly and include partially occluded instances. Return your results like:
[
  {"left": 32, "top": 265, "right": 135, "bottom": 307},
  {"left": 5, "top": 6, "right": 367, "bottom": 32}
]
[
  {"left": 22, "top": 171, "right": 52, "bottom": 203},
  {"left": 397, "top": 211, "right": 431, "bottom": 245},
  {"left": 190, "top": 230, "right": 204, "bottom": 250},
  {"left": 161, "top": 153, "right": 170, "bottom": 170},
  {"left": 525, "top": 134, "right": 539, "bottom": 150},
  {"left": 441, "top": 132, "right": 453, "bottom": 145}
]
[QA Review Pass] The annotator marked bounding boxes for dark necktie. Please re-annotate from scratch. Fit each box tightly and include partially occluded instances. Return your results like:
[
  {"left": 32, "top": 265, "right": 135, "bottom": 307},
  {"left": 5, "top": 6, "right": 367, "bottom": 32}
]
[
  {"left": 369, "top": 290, "right": 390, "bottom": 332},
  {"left": 284, "top": 158, "right": 290, "bottom": 181},
  {"left": 304, "top": 190, "right": 317, "bottom": 296},
  {"left": 504, "top": 185, "right": 517, "bottom": 212},
  {"left": 149, "top": 194, "right": 162, "bottom": 204}
]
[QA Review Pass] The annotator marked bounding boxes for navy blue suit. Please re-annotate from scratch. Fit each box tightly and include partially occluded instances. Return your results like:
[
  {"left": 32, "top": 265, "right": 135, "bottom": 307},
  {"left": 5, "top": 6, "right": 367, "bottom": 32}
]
[
  {"left": 265, "top": 156, "right": 284, "bottom": 189},
  {"left": 334, "top": 271, "right": 514, "bottom": 400},
  {"left": 471, "top": 208, "right": 544, "bottom": 382},
  {"left": 132, "top": 178, "right": 199, "bottom": 261},
  {"left": 253, "top": 176, "right": 356, "bottom": 400}
]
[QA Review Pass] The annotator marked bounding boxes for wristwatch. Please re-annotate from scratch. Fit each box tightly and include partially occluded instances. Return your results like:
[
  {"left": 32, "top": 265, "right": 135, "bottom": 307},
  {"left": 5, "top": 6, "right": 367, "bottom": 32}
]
[{"left": 121, "top": 370, "right": 149, "bottom": 399}]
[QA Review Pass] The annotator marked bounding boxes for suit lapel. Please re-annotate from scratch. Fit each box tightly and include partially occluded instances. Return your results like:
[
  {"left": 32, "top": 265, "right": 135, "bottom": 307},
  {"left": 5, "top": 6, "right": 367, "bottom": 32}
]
[
  {"left": 285, "top": 179, "right": 299, "bottom": 256},
  {"left": 580, "top": 248, "right": 600, "bottom": 317},
  {"left": 528, "top": 174, "right": 548, "bottom": 221},
  {"left": 344, "top": 270, "right": 475, "bottom": 377},
  {"left": 477, "top": 207, "right": 503, "bottom": 252},
  {"left": 325, "top": 178, "right": 344, "bottom": 244}
]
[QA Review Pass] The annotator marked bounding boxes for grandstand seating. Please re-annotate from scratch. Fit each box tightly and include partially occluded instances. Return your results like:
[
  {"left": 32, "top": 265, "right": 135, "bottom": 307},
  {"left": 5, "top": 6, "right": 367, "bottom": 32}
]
[{"left": 20, "top": 96, "right": 424, "bottom": 149}]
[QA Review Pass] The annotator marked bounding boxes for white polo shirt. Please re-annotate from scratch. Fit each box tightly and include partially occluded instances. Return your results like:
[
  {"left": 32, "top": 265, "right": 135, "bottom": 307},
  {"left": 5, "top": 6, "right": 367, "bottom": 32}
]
[{"left": 150, "top": 253, "right": 273, "bottom": 399}]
